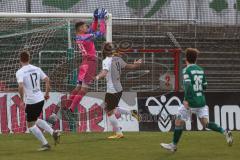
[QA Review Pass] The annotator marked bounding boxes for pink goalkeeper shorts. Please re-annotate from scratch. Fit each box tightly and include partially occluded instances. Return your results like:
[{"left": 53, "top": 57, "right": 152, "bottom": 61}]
[{"left": 78, "top": 59, "right": 97, "bottom": 86}]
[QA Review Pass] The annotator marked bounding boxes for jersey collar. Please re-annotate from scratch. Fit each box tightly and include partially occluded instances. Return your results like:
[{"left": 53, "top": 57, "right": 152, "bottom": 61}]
[{"left": 186, "top": 64, "right": 196, "bottom": 68}]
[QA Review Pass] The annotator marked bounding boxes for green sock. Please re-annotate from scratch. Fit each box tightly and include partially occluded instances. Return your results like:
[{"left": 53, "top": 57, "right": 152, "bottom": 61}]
[
  {"left": 206, "top": 122, "right": 225, "bottom": 134},
  {"left": 172, "top": 126, "right": 183, "bottom": 145}
]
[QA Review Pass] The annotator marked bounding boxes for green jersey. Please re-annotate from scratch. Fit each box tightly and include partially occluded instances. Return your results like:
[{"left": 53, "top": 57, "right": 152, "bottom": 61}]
[{"left": 183, "top": 64, "right": 207, "bottom": 108}]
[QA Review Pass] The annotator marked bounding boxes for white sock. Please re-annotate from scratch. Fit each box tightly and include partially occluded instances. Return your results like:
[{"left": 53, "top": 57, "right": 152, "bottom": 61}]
[
  {"left": 29, "top": 125, "right": 48, "bottom": 145},
  {"left": 116, "top": 107, "right": 131, "bottom": 115},
  {"left": 36, "top": 119, "right": 54, "bottom": 135},
  {"left": 108, "top": 114, "right": 122, "bottom": 134}
]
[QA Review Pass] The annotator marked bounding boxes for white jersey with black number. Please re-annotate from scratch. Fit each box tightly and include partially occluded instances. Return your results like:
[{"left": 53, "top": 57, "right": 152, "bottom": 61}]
[
  {"left": 102, "top": 56, "right": 127, "bottom": 93},
  {"left": 16, "top": 64, "right": 47, "bottom": 104}
]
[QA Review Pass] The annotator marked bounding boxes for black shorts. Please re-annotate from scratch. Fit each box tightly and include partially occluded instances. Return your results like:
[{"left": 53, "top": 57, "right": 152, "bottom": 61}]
[
  {"left": 104, "top": 91, "right": 122, "bottom": 112},
  {"left": 25, "top": 100, "right": 44, "bottom": 122}
]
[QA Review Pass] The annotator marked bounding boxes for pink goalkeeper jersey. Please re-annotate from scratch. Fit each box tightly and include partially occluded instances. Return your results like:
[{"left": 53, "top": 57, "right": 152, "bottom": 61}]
[
  {"left": 75, "top": 19, "right": 106, "bottom": 61},
  {"left": 75, "top": 19, "right": 106, "bottom": 84}
]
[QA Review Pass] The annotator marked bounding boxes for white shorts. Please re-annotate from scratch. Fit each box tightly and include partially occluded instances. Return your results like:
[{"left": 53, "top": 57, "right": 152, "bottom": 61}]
[{"left": 176, "top": 104, "right": 209, "bottom": 121}]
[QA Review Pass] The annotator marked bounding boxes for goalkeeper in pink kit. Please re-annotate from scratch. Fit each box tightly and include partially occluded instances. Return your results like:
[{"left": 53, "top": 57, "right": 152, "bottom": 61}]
[{"left": 65, "top": 8, "right": 107, "bottom": 113}]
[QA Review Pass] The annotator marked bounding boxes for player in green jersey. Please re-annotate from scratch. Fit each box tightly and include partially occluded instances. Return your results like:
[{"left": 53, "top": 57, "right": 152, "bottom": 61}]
[{"left": 160, "top": 48, "right": 233, "bottom": 152}]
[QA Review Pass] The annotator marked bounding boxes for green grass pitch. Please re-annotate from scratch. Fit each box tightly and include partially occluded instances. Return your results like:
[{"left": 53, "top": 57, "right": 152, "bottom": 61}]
[{"left": 0, "top": 131, "right": 239, "bottom": 160}]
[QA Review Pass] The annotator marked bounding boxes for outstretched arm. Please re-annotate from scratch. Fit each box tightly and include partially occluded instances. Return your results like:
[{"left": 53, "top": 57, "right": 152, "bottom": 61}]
[
  {"left": 91, "top": 19, "right": 106, "bottom": 39},
  {"left": 88, "top": 8, "right": 99, "bottom": 33},
  {"left": 98, "top": 8, "right": 107, "bottom": 36},
  {"left": 75, "top": 30, "right": 105, "bottom": 41},
  {"left": 99, "top": 19, "right": 106, "bottom": 35},
  {"left": 88, "top": 19, "right": 98, "bottom": 33},
  {"left": 125, "top": 59, "right": 142, "bottom": 69},
  {"left": 76, "top": 20, "right": 105, "bottom": 41},
  {"left": 90, "top": 8, "right": 107, "bottom": 38}
]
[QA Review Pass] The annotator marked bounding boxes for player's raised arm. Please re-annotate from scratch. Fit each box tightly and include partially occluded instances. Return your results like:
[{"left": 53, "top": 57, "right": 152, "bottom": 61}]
[
  {"left": 75, "top": 22, "right": 105, "bottom": 41},
  {"left": 91, "top": 8, "right": 107, "bottom": 39},
  {"left": 87, "top": 8, "right": 99, "bottom": 33},
  {"left": 75, "top": 9, "right": 107, "bottom": 42},
  {"left": 98, "top": 8, "right": 107, "bottom": 35}
]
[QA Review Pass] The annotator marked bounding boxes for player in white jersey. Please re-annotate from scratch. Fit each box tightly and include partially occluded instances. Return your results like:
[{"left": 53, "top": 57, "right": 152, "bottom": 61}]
[
  {"left": 16, "top": 51, "right": 60, "bottom": 151},
  {"left": 95, "top": 42, "right": 142, "bottom": 139}
]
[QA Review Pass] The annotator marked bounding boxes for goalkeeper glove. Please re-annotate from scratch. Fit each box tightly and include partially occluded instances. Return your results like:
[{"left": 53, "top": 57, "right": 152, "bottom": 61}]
[
  {"left": 93, "top": 8, "right": 98, "bottom": 20},
  {"left": 98, "top": 8, "right": 108, "bottom": 19}
]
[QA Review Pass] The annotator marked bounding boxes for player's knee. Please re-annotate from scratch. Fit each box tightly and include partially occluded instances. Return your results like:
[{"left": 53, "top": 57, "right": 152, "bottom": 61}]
[
  {"left": 80, "top": 87, "right": 88, "bottom": 93},
  {"left": 75, "top": 86, "right": 81, "bottom": 91},
  {"left": 202, "top": 122, "right": 208, "bottom": 129},
  {"left": 107, "top": 109, "right": 115, "bottom": 116},
  {"left": 200, "top": 118, "right": 208, "bottom": 128},
  {"left": 27, "top": 121, "right": 36, "bottom": 128},
  {"left": 175, "top": 114, "right": 186, "bottom": 121},
  {"left": 175, "top": 119, "right": 184, "bottom": 127},
  {"left": 75, "top": 88, "right": 87, "bottom": 96}
]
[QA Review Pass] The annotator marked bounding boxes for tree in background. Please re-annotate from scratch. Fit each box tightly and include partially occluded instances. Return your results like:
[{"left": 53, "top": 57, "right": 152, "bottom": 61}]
[
  {"left": 126, "top": 0, "right": 168, "bottom": 18},
  {"left": 209, "top": 0, "right": 228, "bottom": 12},
  {"left": 42, "top": 0, "right": 81, "bottom": 10}
]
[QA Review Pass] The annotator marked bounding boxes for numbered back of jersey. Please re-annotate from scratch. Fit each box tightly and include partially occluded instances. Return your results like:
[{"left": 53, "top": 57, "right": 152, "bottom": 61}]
[
  {"left": 28, "top": 71, "right": 41, "bottom": 93},
  {"left": 16, "top": 64, "right": 47, "bottom": 104}
]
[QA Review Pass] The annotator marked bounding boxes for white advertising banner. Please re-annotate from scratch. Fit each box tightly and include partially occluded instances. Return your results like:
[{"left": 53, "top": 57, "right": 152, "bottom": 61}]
[{"left": 0, "top": 92, "right": 139, "bottom": 134}]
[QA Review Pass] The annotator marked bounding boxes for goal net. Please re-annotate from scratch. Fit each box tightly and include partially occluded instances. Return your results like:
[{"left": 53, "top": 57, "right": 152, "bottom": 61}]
[
  {"left": 0, "top": 12, "right": 182, "bottom": 133},
  {"left": 0, "top": 12, "right": 112, "bottom": 91},
  {"left": 0, "top": 12, "right": 113, "bottom": 133}
]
